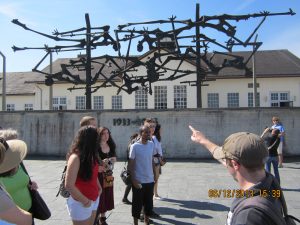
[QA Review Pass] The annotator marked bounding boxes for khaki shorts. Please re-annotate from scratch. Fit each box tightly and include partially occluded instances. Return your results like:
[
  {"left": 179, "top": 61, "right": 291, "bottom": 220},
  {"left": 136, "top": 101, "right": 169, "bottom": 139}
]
[{"left": 277, "top": 142, "right": 283, "bottom": 154}]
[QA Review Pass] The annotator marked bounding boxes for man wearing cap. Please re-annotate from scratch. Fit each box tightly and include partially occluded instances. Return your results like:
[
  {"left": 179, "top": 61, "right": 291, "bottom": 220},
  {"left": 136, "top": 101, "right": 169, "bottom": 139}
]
[
  {"left": 189, "top": 126, "right": 284, "bottom": 225},
  {"left": 0, "top": 138, "right": 32, "bottom": 225}
]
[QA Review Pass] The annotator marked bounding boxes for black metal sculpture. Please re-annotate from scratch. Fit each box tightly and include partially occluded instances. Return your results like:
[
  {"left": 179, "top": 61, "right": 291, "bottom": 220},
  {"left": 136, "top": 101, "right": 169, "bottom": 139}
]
[{"left": 12, "top": 4, "right": 295, "bottom": 109}]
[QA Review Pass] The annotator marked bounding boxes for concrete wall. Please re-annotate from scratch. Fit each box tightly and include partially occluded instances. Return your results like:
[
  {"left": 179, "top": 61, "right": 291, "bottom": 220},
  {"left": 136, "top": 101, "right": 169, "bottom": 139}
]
[{"left": 0, "top": 108, "right": 299, "bottom": 158}]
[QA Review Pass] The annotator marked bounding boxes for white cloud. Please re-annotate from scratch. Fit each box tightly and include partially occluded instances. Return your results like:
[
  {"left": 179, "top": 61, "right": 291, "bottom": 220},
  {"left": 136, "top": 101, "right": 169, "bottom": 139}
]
[
  {"left": 0, "top": 2, "right": 20, "bottom": 18},
  {"left": 234, "top": 0, "right": 256, "bottom": 13},
  {"left": 262, "top": 28, "right": 300, "bottom": 57}
]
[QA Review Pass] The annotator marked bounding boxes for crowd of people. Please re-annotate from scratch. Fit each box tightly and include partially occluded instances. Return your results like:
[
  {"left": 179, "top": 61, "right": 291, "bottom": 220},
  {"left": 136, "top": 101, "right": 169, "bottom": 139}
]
[{"left": 0, "top": 115, "right": 291, "bottom": 225}]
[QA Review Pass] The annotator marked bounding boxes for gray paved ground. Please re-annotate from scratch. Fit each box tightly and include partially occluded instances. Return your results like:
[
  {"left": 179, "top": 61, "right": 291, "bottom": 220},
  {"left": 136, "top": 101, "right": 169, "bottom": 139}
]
[{"left": 23, "top": 158, "right": 300, "bottom": 225}]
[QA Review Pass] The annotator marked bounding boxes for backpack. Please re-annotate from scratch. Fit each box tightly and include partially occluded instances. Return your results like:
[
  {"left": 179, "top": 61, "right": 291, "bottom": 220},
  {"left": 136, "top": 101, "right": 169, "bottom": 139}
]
[{"left": 233, "top": 176, "right": 299, "bottom": 225}]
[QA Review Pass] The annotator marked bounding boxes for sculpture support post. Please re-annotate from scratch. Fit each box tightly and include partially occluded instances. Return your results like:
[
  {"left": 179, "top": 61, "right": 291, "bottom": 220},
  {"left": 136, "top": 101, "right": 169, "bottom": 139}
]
[
  {"left": 49, "top": 51, "right": 53, "bottom": 110},
  {"left": 0, "top": 51, "right": 6, "bottom": 111},
  {"left": 195, "top": 3, "right": 202, "bottom": 108},
  {"left": 252, "top": 35, "right": 258, "bottom": 107},
  {"left": 85, "top": 13, "right": 92, "bottom": 110}
]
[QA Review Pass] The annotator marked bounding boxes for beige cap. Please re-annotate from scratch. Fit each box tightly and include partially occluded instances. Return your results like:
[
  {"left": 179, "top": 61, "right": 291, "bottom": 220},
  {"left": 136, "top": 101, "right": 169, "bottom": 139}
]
[
  {"left": 0, "top": 139, "right": 27, "bottom": 173},
  {"left": 213, "top": 132, "right": 268, "bottom": 168}
]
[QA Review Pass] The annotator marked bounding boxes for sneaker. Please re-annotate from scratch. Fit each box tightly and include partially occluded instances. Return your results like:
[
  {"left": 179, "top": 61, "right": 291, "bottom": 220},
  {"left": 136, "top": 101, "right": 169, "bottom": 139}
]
[
  {"left": 145, "top": 219, "right": 154, "bottom": 225},
  {"left": 122, "top": 198, "right": 132, "bottom": 205},
  {"left": 99, "top": 217, "right": 108, "bottom": 225},
  {"left": 140, "top": 213, "right": 144, "bottom": 222},
  {"left": 140, "top": 215, "right": 144, "bottom": 223},
  {"left": 154, "top": 196, "right": 163, "bottom": 200},
  {"left": 149, "top": 210, "right": 160, "bottom": 218},
  {"left": 278, "top": 164, "right": 283, "bottom": 168}
]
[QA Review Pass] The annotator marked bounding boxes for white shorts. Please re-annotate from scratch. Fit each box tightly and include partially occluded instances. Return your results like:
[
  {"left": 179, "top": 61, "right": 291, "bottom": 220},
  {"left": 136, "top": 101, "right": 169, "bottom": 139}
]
[
  {"left": 67, "top": 196, "right": 99, "bottom": 221},
  {"left": 277, "top": 142, "right": 283, "bottom": 154}
]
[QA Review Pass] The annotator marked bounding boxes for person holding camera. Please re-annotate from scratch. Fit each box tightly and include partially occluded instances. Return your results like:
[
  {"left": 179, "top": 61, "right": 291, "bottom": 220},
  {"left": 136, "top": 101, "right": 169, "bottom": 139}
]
[
  {"left": 261, "top": 127, "right": 281, "bottom": 184},
  {"left": 271, "top": 116, "right": 285, "bottom": 168}
]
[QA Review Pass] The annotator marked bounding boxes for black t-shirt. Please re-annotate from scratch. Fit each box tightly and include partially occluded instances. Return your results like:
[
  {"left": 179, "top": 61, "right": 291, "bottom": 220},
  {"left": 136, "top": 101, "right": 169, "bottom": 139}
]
[{"left": 264, "top": 133, "right": 280, "bottom": 157}]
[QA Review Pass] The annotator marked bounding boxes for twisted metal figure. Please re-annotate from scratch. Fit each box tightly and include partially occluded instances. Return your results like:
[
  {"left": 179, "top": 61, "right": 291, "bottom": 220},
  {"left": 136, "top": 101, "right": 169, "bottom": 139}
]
[{"left": 12, "top": 6, "right": 295, "bottom": 108}]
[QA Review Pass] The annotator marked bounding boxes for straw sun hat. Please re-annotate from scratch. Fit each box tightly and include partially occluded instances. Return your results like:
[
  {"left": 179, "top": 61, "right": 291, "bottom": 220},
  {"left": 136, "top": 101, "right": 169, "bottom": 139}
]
[{"left": 0, "top": 139, "right": 27, "bottom": 173}]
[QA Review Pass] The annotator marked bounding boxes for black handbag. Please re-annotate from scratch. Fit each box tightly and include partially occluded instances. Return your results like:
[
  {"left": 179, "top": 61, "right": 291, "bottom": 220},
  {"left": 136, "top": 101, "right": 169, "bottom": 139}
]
[
  {"left": 29, "top": 188, "right": 51, "bottom": 220},
  {"left": 120, "top": 162, "right": 131, "bottom": 185},
  {"left": 20, "top": 163, "right": 51, "bottom": 220}
]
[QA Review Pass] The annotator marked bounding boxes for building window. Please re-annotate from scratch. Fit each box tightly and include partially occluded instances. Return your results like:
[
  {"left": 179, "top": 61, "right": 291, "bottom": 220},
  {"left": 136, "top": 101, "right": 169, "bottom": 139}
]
[
  {"left": 76, "top": 96, "right": 86, "bottom": 110},
  {"left": 207, "top": 93, "right": 219, "bottom": 108},
  {"left": 53, "top": 97, "right": 67, "bottom": 110},
  {"left": 174, "top": 85, "right": 187, "bottom": 109},
  {"left": 24, "top": 104, "right": 33, "bottom": 111},
  {"left": 135, "top": 88, "right": 148, "bottom": 109},
  {"left": 154, "top": 86, "right": 167, "bottom": 109},
  {"left": 248, "top": 93, "right": 260, "bottom": 107},
  {"left": 248, "top": 83, "right": 260, "bottom": 88},
  {"left": 6, "top": 104, "right": 15, "bottom": 111},
  {"left": 94, "top": 96, "right": 104, "bottom": 110},
  {"left": 227, "top": 93, "right": 239, "bottom": 108},
  {"left": 112, "top": 95, "right": 122, "bottom": 110},
  {"left": 270, "top": 92, "right": 290, "bottom": 107}
]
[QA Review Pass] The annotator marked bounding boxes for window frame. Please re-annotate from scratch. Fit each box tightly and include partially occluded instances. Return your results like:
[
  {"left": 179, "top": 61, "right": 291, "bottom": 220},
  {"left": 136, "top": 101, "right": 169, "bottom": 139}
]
[
  {"left": 174, "top": 85, "right": 187, "bottom": 109},
  {"left": 76, "top": 96, "right": 86, "bottom": 110},
  {"left": 154, "top": 86, "right": 167, "bottom": 109},
  {"left": 227, "top": 93, "right": 239, "bottom": 108},
  {"left": 207, "top": 93, "right": 219, "bottom": 108}
]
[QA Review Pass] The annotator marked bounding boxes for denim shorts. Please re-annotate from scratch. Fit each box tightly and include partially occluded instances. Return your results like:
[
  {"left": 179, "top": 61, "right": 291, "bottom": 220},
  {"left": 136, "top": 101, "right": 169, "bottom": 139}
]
[{"left": 67, "top": 195, "right": 99, "bottom": 221}]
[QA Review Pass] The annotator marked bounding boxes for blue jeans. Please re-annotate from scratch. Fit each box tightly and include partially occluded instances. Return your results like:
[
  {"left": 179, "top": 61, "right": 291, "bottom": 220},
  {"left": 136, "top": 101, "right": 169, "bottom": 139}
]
[{"left": 265, "top": 156, "right": 280, "bottom": 184}]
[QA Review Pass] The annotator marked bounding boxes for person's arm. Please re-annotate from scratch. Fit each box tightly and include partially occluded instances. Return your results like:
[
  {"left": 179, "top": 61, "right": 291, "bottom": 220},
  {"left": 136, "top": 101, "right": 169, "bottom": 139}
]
[
  {"left": 109, "top": 156, "right": 117, "bottom": 163},
  {"left": 260, "top": 127, "right": 270, "bottom": 138},
  {"left": 0, "top": 205, "right": 32, "bottom": 225},
  {"left": 128, "top": 145, "right": 140, "bottom": 189},
  {"left": 65, "top": 153, "right": 91, "bottom": 208},
  {"left": 156, "top": 140, "right": 163, "bottom": 157},
  {"left": 97, "top": 177, "right": 102, "bottom": 196},
  {"left": 189, "top": 125, "right": 226, "bottom": 166},
  {"left": 128, "top": 158, "right": 140, "bottom": 189}
]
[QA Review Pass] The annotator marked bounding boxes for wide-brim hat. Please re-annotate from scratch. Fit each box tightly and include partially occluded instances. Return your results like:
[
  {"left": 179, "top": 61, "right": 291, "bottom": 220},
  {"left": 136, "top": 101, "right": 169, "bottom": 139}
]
[{"left": 0, "top": 139, "right": 27, "bottom": 173}]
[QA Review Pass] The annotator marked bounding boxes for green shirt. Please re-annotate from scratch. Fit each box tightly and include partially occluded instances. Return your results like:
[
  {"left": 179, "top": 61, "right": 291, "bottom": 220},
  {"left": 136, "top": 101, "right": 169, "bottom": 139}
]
[{"left": 0, "top": 166, "right": 32, "bottom": 211}]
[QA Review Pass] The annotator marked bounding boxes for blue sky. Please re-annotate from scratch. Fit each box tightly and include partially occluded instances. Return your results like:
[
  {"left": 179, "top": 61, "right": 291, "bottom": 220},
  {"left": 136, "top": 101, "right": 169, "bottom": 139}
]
[{"left": 0, "top": 0, "right": 299, "bottom": 72}]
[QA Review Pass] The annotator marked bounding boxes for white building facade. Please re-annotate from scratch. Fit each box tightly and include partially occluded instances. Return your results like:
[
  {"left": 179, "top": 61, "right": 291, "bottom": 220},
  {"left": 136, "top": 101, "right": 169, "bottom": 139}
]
[{"left": 1, "top": 49, "right": 300, "bottom": 111}]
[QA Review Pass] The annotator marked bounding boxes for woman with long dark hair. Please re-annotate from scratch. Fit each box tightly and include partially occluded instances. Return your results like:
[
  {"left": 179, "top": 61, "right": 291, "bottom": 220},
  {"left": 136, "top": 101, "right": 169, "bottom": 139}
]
[
  {"left": 95, "top": 127, "right": 117, "bottom": 225},
  {"left": 65, "top": 126, "right": 101, "bottom": 225}
]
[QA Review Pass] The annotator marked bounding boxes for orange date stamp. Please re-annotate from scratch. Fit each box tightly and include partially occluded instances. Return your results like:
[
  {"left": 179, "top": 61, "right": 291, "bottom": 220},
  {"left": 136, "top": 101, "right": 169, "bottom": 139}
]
[{"left": 208, "top": 189, "right": 281, "bottom": 198}]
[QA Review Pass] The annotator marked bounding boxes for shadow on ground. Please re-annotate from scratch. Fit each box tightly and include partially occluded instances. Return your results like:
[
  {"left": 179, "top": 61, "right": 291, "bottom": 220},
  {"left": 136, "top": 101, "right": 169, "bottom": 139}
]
[
  {"left": 151, "top": 198, "right": 229, "bottom": 224},
  {"left": 162, "top": 198, "right": 229, "bottom": 211}
]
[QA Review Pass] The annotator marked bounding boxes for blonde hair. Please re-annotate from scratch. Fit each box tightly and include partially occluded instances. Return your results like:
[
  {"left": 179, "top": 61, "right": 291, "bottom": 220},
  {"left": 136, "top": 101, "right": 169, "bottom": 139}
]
[
  {"left": 79, "top": 116, "right": 96, "bottom": 127},
  {"left": 0, "top": 129, "right": 18, "bottom": 140}
]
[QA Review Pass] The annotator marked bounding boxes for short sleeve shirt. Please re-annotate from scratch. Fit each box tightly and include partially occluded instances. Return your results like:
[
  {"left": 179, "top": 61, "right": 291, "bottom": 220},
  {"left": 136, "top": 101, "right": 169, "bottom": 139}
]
[
  {"left": 271, "top": 124, "right": 285, "bottom": 142},
  {"left": 129, "top": 140, "right": 154, "bottom": 184}
]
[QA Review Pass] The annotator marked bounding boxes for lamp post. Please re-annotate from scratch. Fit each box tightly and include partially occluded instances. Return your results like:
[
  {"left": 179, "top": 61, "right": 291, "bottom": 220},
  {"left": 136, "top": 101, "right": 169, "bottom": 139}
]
[
  {"left": 0, "top": 51, "right": 6, "bottom": 111},
  {"left": 252, "top": 35, "right": 258, "bottom": 107},
  {"left": 49, "top": 51, "right": 53, "bottom": 110}
]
